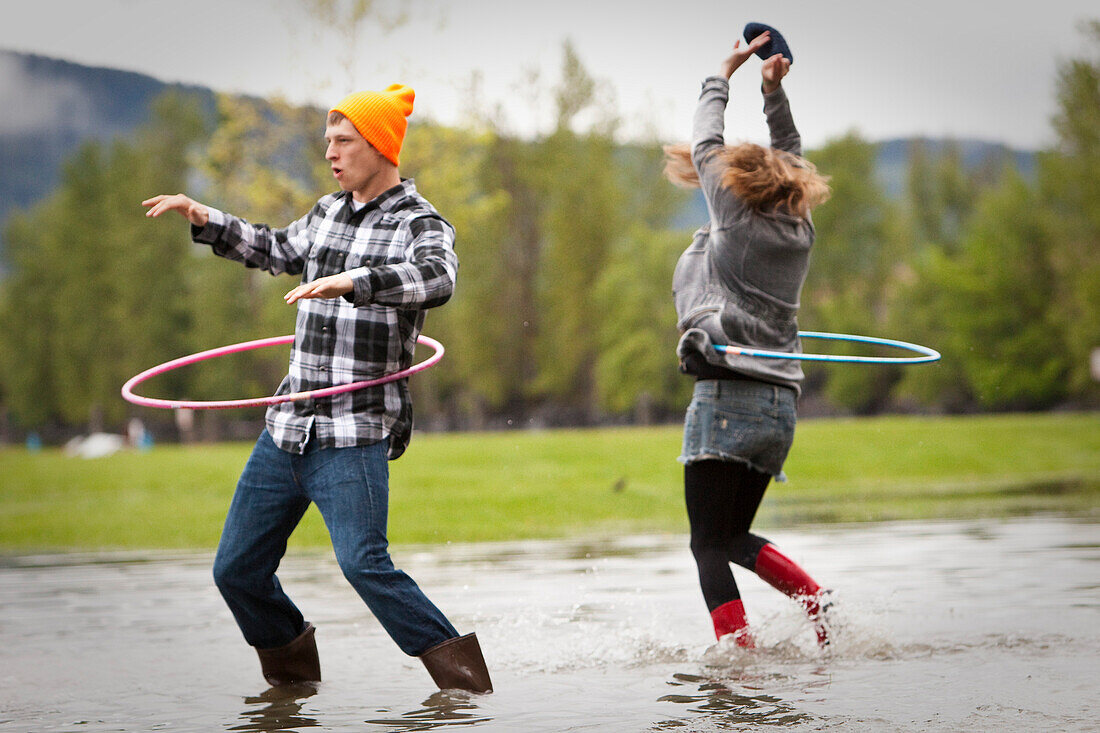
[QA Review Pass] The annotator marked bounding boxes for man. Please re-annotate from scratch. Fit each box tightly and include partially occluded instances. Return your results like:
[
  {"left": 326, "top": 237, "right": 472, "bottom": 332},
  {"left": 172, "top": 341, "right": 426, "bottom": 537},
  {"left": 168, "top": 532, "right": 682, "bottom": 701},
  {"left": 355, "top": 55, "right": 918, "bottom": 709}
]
[{"left": 142, "top": 84, "right": 491, "bottom": 693}]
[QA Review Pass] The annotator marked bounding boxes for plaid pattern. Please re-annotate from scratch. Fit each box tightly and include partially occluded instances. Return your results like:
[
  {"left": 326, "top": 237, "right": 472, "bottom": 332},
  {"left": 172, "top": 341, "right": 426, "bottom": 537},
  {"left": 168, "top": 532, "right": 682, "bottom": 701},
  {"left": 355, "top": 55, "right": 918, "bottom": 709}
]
[{"left": 192, "top": 179, "right": 457, "bottom": 459}]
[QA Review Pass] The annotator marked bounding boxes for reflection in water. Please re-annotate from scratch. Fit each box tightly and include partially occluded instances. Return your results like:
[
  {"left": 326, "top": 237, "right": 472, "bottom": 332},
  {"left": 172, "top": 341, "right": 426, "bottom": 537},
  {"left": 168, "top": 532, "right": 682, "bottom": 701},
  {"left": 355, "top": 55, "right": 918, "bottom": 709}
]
[
  {"left": 654, "top": 672, "right": 814, "bottom": 729},
  {"left": 232, "top": 683, "right": 320, "bottom": 732},
  {"left": 229, "top": 683, "right": 493, "bottom": 733},
  {"left": 364, "top": 690, "right": 492, "bottom": 730}
]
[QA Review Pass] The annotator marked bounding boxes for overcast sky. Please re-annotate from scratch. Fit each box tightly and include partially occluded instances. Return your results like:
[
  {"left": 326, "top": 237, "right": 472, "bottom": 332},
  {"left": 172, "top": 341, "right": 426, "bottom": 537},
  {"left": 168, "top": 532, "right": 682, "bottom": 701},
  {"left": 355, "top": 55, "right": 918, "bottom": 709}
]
[{"left": 1, "top": 0, "right": 1097, "bottom": 150}]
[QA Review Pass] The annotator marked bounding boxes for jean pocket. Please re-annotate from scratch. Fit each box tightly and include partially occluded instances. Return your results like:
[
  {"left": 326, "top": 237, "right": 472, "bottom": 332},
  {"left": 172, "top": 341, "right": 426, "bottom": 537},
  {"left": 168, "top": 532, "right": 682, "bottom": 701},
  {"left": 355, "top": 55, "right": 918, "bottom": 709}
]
[{"left": 710, "top": 406, "right": 765, "bottom": 443}]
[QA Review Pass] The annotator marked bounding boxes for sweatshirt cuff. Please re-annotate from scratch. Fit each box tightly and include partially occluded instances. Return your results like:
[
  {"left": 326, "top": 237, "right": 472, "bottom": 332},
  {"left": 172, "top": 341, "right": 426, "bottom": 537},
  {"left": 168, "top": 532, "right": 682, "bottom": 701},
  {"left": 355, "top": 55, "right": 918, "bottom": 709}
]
[
  {"left": 762, "top": 84, "right": 788, "bottom": 108},
  {"left": 702, "top": 76, "right": 730, "bottom": 92}
]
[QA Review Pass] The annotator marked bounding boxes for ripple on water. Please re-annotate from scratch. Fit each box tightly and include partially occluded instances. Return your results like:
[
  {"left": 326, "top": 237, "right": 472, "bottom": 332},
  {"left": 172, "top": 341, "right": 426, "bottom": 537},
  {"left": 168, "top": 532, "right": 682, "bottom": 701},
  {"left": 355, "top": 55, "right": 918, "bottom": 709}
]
[{"left": 2, "top": 517, "right": 1098, "bottom": 732}]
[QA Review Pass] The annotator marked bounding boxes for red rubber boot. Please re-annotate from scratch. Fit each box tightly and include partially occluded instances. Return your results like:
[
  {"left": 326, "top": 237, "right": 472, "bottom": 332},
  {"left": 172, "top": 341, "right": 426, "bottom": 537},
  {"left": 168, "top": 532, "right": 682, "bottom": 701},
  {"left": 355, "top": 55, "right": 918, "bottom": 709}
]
[
  {"left": 710, "top": 599, "right": 755, "bottom": 648},
  {"left": 754, "top": 544, "right": 831, "bottom": 646}
]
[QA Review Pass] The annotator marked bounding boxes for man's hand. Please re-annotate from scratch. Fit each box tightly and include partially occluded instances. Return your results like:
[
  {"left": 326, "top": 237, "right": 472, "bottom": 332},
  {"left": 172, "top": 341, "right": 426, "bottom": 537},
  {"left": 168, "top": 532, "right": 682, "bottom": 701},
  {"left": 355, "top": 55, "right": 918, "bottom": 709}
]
[
  {"left": 284, "top": 273, "right": 354, "bottom": 304},
  {"left": 142, "top": 194, "right": 209, "bottom": 227},
  {"left": 761, "top": 53, "right": 790, "bottom": 94},
  {"left": 718, "top": 32, "right": 771, "bottom": 79}
]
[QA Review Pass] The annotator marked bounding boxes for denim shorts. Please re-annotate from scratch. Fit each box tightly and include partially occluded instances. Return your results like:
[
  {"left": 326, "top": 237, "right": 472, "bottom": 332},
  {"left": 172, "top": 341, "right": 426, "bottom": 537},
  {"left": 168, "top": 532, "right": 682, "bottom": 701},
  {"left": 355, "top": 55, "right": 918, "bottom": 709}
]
[{"left": 679, "top": 378, "right": 797, "bottom": 479}]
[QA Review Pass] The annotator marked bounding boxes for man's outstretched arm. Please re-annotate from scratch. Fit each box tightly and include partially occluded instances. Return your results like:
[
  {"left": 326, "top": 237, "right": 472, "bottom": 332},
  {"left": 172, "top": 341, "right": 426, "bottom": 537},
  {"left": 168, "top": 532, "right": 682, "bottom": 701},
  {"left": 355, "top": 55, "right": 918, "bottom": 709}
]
[{"left": 143, "top": 192, "right": 314, "bottom": 277}]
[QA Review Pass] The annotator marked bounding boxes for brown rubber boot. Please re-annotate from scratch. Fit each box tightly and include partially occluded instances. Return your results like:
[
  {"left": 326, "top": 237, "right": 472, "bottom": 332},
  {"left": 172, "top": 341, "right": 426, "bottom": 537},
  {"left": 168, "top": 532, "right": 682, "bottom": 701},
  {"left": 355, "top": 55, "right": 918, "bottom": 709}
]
[
  {"left": 419, "top": 632, "right": 493, "bottom": 693},
  {"left": 256, "top": 622, "right": 321, "bottom": 687}
]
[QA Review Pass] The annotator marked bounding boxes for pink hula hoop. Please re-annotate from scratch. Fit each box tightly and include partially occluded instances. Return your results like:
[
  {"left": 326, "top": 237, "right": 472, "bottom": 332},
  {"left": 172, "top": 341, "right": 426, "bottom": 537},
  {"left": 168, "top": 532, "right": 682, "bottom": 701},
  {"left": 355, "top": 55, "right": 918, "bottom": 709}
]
[{"left": 121, "top": 334, "right": 444, "bottom": 410}]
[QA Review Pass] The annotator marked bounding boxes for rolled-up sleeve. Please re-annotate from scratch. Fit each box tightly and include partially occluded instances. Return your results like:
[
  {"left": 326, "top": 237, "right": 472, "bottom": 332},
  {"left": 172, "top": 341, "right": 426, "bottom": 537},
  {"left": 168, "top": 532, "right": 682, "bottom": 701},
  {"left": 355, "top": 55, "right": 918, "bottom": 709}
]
[
  {"left": 343, "top": 215, "right": 457, "bottom": 309},
  {"left": 191, "top": 204, "right": 316, "bottom": 277}
]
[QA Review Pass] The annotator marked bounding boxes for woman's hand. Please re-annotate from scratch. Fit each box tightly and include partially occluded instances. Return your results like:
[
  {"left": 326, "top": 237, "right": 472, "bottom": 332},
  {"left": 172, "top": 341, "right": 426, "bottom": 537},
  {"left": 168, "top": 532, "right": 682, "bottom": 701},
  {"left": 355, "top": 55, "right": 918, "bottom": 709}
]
[
  {"left": 718, "top": 32, "right": 771, "bottom": 79},
  {"left": 761, "top": 52, "right": 791, "bottom": 93}
]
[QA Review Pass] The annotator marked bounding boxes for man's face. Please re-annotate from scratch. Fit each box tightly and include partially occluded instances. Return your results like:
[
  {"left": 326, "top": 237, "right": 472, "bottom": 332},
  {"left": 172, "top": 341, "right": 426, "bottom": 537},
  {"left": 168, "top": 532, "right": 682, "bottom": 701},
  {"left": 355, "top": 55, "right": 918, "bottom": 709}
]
[{"left": 324, "top": 117, "right": 385, "bottom": 196}]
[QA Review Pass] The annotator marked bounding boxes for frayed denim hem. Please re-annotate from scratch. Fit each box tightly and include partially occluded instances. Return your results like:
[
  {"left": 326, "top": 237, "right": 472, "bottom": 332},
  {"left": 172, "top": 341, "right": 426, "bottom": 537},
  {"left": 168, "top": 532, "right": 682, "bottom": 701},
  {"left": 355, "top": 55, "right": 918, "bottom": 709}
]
[{"left": 678, "top": 451, "right": 788, "bottom": 482}]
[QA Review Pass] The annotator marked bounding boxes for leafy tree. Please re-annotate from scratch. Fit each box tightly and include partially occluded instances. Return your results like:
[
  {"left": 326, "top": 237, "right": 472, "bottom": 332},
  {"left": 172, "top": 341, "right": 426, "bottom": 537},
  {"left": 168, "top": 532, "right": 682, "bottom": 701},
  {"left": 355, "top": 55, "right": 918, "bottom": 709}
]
[
  {"left": 895, "top": 173, "right": 1067, "bottom": 409},
  {"left": 905, "top": 140, "right": 977, "bottom": 252},
  {"left": 896, "top": 20, "right": 1100, "bottom": 411},
  {"left": 0, "top": 207, "right": 63, "bottom": 427},
  {"left": 401, "top": 123, "right": 511, "bottom": 425},
  {"left": 477, "top": 134, "right": 546, "bottom": 422},
  {"left": 592, "top": 136, "right": 692, "bottom": 421},
  {"left": 531, "top": 43, "right": 625, "bottom": 421},
  {"left": 593, "top": 224, "right": 693, "bottom": 421},
  {"left": 1039, "top": 19, "right": 1100, "bottom": 402},
  {"left": 0, "top": 91, "right": 206, "bottom": 432},
  {"left": 802, "top": 133, "right": 905, "bottom": 412}
]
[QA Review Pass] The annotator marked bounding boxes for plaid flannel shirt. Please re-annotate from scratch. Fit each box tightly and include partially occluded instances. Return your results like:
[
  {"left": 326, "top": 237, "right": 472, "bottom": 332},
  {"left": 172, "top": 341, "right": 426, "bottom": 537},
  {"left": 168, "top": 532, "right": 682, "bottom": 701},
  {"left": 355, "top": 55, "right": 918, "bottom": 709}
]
[{"left": 191, "top": 179, "right": 457, "bottom": 459}]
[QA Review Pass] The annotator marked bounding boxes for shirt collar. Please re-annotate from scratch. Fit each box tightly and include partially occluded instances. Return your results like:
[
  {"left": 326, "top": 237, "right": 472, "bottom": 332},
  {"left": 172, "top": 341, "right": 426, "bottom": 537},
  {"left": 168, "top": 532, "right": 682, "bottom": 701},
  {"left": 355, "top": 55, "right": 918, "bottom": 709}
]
[{"left": 343, "top": 178, "right": 416, "bottom": 217}]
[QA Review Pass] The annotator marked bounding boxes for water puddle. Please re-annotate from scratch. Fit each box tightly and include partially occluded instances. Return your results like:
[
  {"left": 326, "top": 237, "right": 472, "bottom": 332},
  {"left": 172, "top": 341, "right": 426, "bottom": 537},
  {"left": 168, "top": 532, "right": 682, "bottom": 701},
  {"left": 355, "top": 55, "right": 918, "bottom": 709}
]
[{"left": 2, "top": 516, "right": 1098, "bottom": 731}]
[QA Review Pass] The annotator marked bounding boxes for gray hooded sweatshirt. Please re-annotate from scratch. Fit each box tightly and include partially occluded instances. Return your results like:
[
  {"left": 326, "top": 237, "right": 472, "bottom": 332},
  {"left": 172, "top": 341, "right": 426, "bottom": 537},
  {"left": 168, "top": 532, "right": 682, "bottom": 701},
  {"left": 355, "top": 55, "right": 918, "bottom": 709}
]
[{"left": 673, "top": 77, "right": 815, "bottom": 394}]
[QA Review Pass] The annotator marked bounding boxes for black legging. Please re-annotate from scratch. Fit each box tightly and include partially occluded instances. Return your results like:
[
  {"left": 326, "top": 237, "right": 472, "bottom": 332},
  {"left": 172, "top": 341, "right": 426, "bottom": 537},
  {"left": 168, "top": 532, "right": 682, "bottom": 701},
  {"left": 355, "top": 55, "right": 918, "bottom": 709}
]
[{"left": 685, "top": 459, "right": 773, "bottom": 612}]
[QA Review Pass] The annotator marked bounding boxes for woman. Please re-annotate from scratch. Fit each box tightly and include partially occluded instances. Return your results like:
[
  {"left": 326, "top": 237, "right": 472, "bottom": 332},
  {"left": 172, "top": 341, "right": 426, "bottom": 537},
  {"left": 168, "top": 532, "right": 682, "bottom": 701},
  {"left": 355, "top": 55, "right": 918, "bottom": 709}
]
[{"left": 665, "top": 30, "right": 833, "bottom": 648}]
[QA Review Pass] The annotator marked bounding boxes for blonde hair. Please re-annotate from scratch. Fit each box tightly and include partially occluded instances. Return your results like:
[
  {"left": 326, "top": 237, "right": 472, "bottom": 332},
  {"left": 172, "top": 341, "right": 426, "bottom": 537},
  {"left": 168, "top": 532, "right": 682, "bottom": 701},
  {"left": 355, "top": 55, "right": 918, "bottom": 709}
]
[{"left": 663, "top": 143, "right": 831, "bottom": 218}]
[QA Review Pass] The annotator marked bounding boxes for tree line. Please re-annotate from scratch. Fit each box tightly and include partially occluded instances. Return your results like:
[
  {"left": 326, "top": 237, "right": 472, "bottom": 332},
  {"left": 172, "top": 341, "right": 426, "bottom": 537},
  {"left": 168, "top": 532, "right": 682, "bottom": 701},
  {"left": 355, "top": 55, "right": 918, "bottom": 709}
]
[{"left": 1, "top": 30, "right": 1097, "bottom": 443}]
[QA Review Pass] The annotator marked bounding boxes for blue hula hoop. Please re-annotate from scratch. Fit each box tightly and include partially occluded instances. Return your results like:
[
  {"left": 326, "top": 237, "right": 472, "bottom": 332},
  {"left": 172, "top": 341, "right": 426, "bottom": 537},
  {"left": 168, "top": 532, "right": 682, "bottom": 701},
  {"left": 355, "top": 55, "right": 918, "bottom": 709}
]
[{"left": 713, "top": 331, "right": 940, "bottom": 364}]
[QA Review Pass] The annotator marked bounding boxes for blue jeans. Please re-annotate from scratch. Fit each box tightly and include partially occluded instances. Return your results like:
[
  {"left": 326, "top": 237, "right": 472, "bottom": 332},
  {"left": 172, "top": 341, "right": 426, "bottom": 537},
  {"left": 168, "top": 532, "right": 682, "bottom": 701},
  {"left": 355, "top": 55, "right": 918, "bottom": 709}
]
[{"left": 213, "top": 429, "right": 458, "bottom": 655}]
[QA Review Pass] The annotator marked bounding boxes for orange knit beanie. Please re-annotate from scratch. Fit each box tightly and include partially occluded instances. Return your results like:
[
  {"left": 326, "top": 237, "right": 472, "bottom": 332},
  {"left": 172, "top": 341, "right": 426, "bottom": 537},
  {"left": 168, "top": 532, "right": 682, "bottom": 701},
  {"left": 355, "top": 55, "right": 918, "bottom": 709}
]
[{"left": 330, "top": 84, "right": 415, "bottom": 166}]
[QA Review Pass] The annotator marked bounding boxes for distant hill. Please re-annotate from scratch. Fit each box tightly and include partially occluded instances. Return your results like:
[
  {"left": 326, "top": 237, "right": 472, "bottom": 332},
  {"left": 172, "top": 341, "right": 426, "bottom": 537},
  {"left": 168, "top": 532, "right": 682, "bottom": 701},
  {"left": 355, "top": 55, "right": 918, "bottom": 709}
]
[
  {"left": 670, "top": 138, "right": 1037, "bottom": 229},
  {"left": 0, "top": 50, "right": 215, "bottom": 261},
  {"left": 874, "top": 137, "right": 1036, "bottom": 199},
  {"left": 0, "top": 50, "right": 1037, "bottom": 261}
]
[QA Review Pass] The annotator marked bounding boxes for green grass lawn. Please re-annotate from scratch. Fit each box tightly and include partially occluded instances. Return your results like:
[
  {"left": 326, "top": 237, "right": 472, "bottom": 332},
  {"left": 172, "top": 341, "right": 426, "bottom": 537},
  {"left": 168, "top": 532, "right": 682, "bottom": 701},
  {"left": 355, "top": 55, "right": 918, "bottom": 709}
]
[{"left": 2, "top": 412, "right": 1098, "bottom": 552}]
